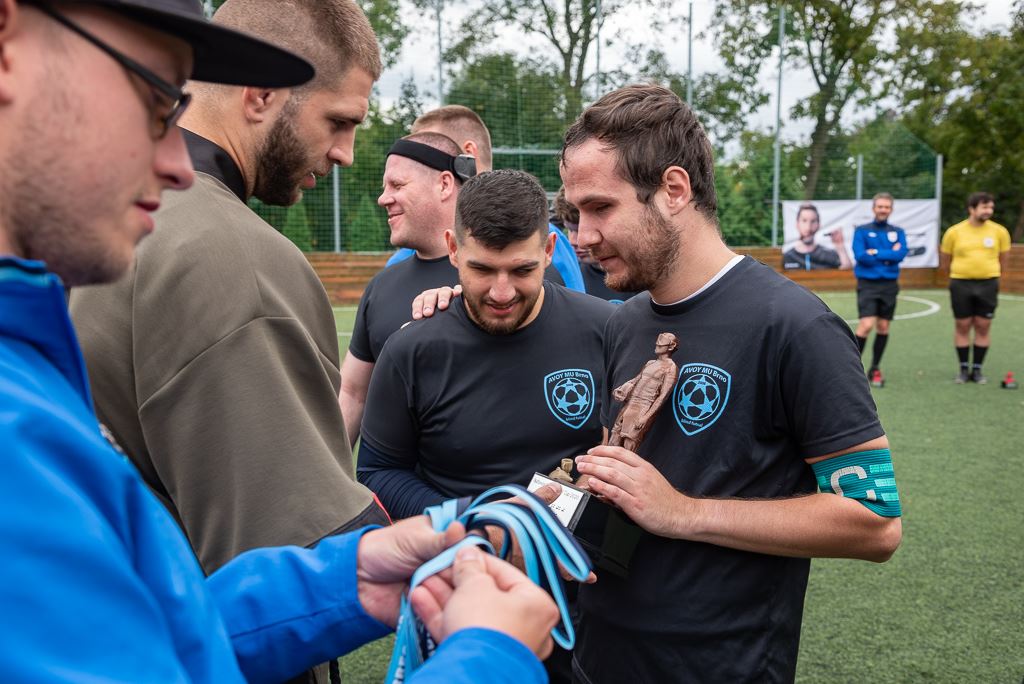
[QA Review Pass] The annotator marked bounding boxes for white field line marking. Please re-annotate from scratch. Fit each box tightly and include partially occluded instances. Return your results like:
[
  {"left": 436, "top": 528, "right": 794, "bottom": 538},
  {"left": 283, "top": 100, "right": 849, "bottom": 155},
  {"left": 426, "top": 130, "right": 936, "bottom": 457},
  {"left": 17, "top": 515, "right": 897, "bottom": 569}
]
[
  {"left": 997, "top": 293, "right": 1024, "bottom": 302},
  {"left": 830, "top": 292, "right": 941, "bottom": 326},
  {"left": 337, "top": 332, "right": 352, "bottom": 338},
  {"left": 333, "top": 306, "right": 358, "bottom": 313}
]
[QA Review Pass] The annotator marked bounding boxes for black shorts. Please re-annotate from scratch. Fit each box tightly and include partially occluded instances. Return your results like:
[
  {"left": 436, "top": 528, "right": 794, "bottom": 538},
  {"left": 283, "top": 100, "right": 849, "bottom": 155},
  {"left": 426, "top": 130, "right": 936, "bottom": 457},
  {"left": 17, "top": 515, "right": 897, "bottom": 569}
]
[
  {"left": 949, "top": 278, "right": 999, "bottom": 319},
  {"left": 857, "top": 279, "right": 899, "bottom": 319}
]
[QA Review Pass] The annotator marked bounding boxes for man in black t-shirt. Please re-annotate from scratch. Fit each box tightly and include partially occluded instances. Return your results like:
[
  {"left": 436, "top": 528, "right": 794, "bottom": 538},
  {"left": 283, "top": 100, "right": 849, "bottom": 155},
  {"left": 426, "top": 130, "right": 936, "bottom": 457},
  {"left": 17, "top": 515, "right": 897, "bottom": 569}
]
[
  {"left": 357, "top": 170, "right": 613, "bottom": 518},
  {"left": 340, "top": 132, "right": 466, "bottom": 446},
  {"left": 560, "top": 85, "right": 902, "bottom": 683}
]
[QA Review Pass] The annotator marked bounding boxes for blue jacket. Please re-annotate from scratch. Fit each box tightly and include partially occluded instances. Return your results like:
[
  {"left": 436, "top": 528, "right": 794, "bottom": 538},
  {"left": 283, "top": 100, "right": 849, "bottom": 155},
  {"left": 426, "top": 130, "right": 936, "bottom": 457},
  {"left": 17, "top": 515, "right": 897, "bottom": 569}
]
[
  {"left": 0, "top": 257, "right": 543, "bottom": 683},
  {"left": 386, "top": 224, "right": 587, "bottom": 293},
  {"left": 852, "top": 221, "right": 908, "bottom": 281}
]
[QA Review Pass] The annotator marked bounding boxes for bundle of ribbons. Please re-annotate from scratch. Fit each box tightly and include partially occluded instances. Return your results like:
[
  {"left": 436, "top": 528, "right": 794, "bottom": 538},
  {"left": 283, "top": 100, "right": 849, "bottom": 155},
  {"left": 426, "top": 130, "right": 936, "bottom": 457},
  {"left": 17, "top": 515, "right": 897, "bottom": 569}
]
[{"left": 385, "top": 484, "right": 594, "bottom": 683}]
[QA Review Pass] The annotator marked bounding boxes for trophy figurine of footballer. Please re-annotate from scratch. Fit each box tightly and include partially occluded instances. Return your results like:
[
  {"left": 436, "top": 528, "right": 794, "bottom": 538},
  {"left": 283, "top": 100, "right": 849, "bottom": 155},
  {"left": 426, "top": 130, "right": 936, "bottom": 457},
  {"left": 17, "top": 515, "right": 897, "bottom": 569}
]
[{"left": 530, "top": 333, "right": 679, "bottom": 577}]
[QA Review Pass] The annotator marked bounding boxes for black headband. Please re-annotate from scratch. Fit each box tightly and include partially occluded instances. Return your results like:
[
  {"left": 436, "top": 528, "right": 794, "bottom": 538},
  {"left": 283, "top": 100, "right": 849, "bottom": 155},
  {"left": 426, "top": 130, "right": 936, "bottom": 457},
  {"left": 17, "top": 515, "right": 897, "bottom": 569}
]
[{"left": 387, "top": 139, "right": 477, "bottom": 183}]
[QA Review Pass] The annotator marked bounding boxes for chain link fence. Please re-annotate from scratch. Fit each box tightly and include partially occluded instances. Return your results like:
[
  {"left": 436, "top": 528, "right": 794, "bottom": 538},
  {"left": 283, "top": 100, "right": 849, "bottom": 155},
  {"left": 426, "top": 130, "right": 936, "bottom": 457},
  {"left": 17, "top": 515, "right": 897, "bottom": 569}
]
[{"left": 222, "top": 1, "right": 940, "bottom": 253}]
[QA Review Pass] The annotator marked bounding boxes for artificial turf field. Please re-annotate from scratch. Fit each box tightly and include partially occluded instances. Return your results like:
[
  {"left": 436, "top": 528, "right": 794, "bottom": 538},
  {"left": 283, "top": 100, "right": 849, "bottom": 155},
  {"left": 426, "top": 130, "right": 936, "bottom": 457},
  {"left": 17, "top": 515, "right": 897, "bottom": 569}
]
[{"left": 332, "top": 288, "right": 1024, "bottom": 683}]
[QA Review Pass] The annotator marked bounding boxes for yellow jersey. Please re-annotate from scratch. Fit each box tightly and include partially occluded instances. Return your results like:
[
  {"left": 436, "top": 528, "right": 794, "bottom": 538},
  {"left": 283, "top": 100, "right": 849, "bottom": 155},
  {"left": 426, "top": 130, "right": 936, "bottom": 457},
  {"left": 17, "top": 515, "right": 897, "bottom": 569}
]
[{"left": 940, "top": 219, "right": 1011, "bottom": 279}]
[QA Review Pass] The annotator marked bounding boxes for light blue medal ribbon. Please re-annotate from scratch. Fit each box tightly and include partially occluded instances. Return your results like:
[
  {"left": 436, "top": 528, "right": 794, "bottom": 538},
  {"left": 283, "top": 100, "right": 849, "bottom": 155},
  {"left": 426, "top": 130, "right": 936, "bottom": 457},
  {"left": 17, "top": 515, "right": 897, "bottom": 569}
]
[{"left": 385, "top": 484, "right": 593, "bottom": 683}]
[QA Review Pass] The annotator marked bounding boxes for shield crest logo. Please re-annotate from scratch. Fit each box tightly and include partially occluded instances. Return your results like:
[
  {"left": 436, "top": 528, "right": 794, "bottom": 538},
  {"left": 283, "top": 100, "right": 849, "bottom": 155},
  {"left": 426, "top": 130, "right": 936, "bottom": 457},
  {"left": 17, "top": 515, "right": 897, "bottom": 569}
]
[
  {"left": 672, "top": 363, "right": 731, "bottom": 436},
  {"left": 887, "top": 230, "right": 898, "bottom": 243},
  {"left": 544, "top": 368, "right": 596, "bottom": 429}
]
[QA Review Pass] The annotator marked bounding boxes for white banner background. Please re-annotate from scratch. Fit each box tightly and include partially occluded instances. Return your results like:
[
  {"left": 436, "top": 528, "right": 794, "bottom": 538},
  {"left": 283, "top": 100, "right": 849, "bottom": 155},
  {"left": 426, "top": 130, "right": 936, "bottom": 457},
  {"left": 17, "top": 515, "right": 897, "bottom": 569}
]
[{"left": 781, "top": 199, "right": 940, "bottom": 268}]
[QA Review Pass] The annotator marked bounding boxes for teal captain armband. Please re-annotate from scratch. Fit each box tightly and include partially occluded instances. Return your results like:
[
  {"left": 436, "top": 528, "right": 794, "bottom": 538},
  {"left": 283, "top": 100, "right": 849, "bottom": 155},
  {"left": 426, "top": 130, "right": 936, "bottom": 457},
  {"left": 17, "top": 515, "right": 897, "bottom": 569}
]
[{"left": 810, "top": 448, "right": 901, "bottom": 517}]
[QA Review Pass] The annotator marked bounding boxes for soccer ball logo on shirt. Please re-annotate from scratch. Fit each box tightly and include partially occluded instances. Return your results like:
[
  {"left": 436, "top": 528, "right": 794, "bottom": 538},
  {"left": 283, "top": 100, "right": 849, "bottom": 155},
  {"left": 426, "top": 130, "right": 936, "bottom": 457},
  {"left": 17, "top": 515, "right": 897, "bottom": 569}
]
[
  {"left": 544, "top": 369, "right": 596, "bottom": 429},
  {"left": 673, "top": 363, "right": 731, "bottom": 436}
]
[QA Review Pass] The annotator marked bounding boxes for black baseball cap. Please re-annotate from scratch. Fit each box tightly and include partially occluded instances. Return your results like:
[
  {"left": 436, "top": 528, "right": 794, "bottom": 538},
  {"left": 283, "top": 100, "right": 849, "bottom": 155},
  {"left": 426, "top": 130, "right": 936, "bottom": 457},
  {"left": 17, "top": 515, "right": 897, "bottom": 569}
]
[{"left": 42, "top": 0, "right": 315, "bottom": 87}]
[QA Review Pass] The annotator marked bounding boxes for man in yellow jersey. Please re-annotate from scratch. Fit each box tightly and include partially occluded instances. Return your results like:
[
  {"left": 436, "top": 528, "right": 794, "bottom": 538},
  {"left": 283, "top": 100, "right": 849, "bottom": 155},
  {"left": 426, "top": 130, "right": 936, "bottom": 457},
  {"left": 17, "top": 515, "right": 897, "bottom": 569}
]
[{"left": 940, "top": 192, "right": 1012, "bottom": 384}]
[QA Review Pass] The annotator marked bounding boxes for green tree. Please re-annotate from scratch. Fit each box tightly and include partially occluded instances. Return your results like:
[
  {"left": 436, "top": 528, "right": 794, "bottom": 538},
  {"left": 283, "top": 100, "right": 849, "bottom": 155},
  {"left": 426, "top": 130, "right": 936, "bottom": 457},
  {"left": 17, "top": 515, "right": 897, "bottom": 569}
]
[
  {"left": 618, "top": 47, "right": 767, "bottom": 151},
  {"left": 901, "top": 4, "right": 1024, "bottom": 237},
  {"left": 282, "top": 204, "right": 313, "bottom": 251},
  {"left": 716, "top": 131, "right": 804, "bottom": 246},
  {"left": 439, "top": 0, "right": 679, "bottom": 123},
  {"left": 208, "top": 0, "right": 407, "bottom": 68},
  {"left": 711, "top": 0, "right": 967, "bottom": 199}
]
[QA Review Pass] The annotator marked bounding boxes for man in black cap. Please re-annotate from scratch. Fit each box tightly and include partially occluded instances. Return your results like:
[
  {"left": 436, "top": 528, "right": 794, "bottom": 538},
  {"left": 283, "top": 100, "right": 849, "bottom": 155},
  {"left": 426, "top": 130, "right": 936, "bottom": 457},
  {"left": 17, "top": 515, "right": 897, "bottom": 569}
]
[
  {"left": 71, "top": 0, "right": 391, "bottom": 582},
  {"left": 0, "top": 0, "right": 559, "bottom": 681}
]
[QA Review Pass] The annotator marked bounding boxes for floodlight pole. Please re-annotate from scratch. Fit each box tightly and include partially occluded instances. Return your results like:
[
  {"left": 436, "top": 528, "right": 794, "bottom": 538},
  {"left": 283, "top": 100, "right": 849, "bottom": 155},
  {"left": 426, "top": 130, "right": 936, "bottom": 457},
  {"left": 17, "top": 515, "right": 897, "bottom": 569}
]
[
  {"left": 770, "top": 4, "right": 785, "bottom": 247},
  {"left": 596, "top": 0, "right": 603, "bottom": 97},
  {"left": 686, "top": 0, "right": 693, "bottom": 105},
  {"left": 436, "top": 0, "right": 444, "bottom": 102}
]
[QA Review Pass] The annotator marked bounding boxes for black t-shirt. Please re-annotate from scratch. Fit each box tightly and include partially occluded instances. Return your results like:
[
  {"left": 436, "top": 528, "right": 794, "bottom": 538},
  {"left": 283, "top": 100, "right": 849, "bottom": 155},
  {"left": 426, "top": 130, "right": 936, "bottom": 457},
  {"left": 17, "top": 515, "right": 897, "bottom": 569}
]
[
  {"left": 578, "top": 256, "right": 883, "bottom": 681},
  {"left": 350, "top": 255, "right": 566, "bottom": 362},
  {"left": 349, "top": 255, "right": 459, "bottom": 363},
  {"left": 580, "top": 262, "right": 638, "bottom": 304},
  {"left": 782, "top": 244, "right": 841, "bottom": 270},
  {"left": 358, "top": 282, "right": 615, "bottom": 518}
]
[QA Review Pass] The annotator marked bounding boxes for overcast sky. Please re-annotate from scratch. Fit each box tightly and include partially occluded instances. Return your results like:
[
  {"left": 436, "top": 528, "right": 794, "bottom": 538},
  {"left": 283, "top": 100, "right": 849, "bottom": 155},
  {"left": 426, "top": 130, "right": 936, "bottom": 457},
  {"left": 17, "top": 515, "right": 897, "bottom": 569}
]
[{"left": 375, "top": 0, "right": 1017, "bottom": 144}]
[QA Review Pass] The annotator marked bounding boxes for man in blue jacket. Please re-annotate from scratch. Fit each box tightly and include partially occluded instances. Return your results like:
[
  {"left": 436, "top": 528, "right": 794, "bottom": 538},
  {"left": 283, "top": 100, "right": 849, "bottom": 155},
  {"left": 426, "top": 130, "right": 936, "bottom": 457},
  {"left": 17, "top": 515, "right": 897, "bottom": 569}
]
[
  {"left": 852, "top": 193, "right": 908, "bottom": 386},
  {"left": 0, "top": 0, "right": 558, "bottom": 681}
]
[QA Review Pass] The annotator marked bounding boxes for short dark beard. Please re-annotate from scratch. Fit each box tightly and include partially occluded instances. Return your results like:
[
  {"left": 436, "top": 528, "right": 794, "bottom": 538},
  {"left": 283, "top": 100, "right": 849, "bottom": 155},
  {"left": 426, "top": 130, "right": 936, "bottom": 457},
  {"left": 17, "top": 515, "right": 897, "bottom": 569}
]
[
  {"left": 603, "top": 203, "right": 680, "bottom": 293},
  {"left": 252, "top": 102, "right": 309, "bottom": 206},
  {"left": 463, "top": 288, "right": 539, "bottom": 336}
]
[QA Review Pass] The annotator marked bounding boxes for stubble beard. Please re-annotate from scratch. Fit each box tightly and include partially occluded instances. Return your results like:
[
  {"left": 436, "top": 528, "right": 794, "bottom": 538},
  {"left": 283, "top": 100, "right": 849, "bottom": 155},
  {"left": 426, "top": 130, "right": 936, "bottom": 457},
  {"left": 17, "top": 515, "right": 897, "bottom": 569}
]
[
  {"left": 599, "top": 203, "right": 680, "bottom": 293},
  {"left": 4, "top": 80, "right": 129, "bottom": 286}
]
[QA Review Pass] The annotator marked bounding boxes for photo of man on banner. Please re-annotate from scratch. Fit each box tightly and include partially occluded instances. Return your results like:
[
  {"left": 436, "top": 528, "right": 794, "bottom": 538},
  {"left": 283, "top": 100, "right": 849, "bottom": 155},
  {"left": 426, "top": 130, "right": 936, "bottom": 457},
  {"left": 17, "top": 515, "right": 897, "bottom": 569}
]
[{"left": 781, "top": 199, "right": 939, "bottom": 271}]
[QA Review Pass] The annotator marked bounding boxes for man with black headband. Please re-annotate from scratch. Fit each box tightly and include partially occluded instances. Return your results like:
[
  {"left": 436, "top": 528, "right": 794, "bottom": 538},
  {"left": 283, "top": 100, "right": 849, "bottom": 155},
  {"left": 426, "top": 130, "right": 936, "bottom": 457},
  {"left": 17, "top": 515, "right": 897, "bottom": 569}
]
[
  {"left": 340, "top": 132, "right": 467, "bottom": 447},
  {"left": 386, "top": 105, "right": 586, "bottom": 292},
  {"left": 0, "top": 0, "right": 558, "bottom": 680}
]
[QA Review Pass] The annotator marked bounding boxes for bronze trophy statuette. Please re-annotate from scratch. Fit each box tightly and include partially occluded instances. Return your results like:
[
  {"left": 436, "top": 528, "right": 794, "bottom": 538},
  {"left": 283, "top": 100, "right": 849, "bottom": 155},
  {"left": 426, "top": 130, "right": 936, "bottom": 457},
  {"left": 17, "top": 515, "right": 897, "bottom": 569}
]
[{"left": 529, "top": 333, "right": 679, "bottom": 577}]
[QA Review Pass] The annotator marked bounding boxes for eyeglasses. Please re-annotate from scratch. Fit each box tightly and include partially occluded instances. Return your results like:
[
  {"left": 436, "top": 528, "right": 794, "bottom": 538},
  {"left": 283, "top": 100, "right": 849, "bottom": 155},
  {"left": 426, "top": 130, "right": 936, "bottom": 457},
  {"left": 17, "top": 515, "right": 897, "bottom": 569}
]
[{"left": 27, "top": 2, "right": 191, "bottom": 139}]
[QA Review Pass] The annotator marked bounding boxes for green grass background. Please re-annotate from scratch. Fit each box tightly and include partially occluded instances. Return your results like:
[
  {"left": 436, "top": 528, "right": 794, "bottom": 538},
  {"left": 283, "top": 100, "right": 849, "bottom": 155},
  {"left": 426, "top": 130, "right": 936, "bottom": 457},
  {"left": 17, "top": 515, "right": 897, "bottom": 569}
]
[{"left": 332, "top": 289, "right": 1024, "bottom": 683}]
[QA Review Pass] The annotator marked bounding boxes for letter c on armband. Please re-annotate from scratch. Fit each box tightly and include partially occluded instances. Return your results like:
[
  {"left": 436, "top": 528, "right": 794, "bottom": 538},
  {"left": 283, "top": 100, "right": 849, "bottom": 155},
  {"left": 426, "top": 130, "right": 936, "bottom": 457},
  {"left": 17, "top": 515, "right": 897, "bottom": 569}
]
[{"left": 811, "top": 449, "right": 901, "bottom": 517}]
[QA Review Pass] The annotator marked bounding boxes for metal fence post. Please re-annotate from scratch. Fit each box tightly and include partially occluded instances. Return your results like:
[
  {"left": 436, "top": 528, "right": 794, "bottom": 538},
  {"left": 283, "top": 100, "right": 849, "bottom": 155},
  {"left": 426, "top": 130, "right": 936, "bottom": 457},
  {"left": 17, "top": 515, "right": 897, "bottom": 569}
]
[
  {"left": 436, "top": 0, "right": 444, "bottom": 101},
  {"left": 856, "top": 154, "right": 863, "bottom": 200},
  {"left": 770, "top": 5, "right": 785, "bottom": 247},
  {"left": 332, "top": 166, "right": 341, "bottom": 253},
  {"left": 686, "top": 0, "right": 693, "bottom": 105}
]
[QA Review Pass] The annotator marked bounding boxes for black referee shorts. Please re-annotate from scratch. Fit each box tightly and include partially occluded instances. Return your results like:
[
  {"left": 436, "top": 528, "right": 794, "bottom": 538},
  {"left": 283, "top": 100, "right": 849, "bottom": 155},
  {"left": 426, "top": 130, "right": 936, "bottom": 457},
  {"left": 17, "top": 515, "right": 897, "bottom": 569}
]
[
  {"left": 949, "top": 278, "right": 999, "bottom": 319},
  {"left": 856, "top": 278, "right": 899, "bottom": 320}
]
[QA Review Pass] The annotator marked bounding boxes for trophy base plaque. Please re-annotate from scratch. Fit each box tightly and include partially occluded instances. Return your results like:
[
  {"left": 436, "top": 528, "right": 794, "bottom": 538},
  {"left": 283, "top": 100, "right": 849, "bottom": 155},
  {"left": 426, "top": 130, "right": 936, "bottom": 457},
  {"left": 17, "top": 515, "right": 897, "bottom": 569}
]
[{"left": 528, "top": 472, "right": 643, "bottom": 578}]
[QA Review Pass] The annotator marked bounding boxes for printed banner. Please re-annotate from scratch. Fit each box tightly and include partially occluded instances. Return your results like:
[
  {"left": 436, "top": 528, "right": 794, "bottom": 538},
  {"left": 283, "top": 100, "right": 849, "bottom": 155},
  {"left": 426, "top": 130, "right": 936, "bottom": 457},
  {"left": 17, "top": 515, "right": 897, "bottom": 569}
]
[{"left": 780, "top": 199, "right": 940, "bottom": 270}]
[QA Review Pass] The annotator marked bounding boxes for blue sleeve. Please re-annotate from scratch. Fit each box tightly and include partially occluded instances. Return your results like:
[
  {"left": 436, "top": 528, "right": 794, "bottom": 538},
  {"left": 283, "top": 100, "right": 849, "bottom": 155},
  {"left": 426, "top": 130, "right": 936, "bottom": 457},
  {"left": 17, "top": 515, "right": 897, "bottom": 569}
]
[
  {"left": 358, "top": 439, "right": 452, "bottom": 519},
  {"left": 877, "top": 229, "right": 908, "bottom": 264},
  {"left": 0, "top": 408, "right": 240, "bottom": 683},
  {"left": 852, "top": 228, "right": 877, "bottom": 266},
  {"left": 208, "top": 529, "right": 391, "bottom": 684},
  {"left": 410, "top": 629, "right": 546, "bottom": 684},
  {"left": 549, "top": 224, "right": 585, "bottom": 293},
  {"left": 386, "top": 249, "right": 416, "bottom": 267}
]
